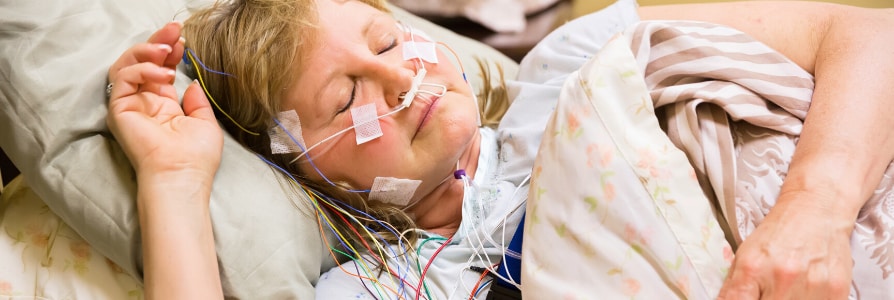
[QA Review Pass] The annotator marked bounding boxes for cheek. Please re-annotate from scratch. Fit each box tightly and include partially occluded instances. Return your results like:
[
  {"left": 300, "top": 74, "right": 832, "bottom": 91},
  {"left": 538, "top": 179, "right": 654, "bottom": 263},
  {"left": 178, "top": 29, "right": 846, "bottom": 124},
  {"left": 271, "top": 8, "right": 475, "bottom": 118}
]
[{"left": 313, "top": 123, "right": 406, "bottom": 186}]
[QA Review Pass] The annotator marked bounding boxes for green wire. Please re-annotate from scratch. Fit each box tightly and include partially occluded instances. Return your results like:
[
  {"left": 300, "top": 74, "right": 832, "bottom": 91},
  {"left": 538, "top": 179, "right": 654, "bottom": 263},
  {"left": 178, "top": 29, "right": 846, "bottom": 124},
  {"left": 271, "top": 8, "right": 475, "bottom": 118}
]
[
  {"left": 415, "top": 236, "right": 449, "bottom": 300},
  {"left": 331, "top": 247, "right": 388, "bottom": 300}
]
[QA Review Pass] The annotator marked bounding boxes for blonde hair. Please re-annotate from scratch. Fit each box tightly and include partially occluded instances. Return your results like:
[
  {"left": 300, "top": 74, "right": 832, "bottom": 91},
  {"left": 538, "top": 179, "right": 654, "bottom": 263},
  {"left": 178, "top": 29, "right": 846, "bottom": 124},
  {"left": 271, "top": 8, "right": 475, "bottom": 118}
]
[{"left": 182, "top": 0, "right": 509, "bottom": 251}]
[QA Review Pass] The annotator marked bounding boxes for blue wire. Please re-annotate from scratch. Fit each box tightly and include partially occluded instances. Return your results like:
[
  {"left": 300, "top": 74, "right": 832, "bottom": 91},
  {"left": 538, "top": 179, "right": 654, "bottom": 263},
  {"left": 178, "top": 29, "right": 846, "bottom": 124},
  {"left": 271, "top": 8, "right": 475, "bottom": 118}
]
[
  {"left": 475, "top": 279, "right": 493, "bottom": 298},
  {"left": 271, "top": 117, "right": 370, "bottom": 193},
  {"left": 322, "top": 191, "right": 414, "bottom": 292},
  {"left": 256, "top": 153, "right": 411, "bottom": 293},
  {"left": 256, "top": 154, "right": 355, "bottom": 253},
  {"left": 184, "top": 48, "right": 234, "bottom": 77}
]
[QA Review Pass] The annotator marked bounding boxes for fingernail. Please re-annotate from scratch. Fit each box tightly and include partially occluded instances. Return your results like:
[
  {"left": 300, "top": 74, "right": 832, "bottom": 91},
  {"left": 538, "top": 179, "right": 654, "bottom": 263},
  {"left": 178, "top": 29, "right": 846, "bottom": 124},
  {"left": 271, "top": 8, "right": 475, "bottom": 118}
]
[
  {"left": 165, "top": 68, "right": 176, "bottom": 77},
  {"left": 171, "top": 20, "right": 183, "bottom": 28},
  {"left": 158, "top": 43, "right": 173, "bottom": 53},
  {"left": 179, "top": 36, "right": 187, "bottom": 46}
]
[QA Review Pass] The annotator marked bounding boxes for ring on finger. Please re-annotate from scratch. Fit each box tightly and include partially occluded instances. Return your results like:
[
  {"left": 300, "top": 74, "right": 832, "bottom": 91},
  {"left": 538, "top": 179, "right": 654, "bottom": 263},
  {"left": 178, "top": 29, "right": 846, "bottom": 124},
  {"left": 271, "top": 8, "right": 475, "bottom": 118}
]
[{"left": 106, "top": 82, "right": 114, "bottom": 98}]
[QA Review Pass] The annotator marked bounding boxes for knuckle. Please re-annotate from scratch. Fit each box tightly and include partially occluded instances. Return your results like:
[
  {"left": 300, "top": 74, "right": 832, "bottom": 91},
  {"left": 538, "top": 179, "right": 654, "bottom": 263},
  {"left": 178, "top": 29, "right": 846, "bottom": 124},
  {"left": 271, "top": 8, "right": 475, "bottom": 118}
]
[
  {"left": 826, "top": 275, "right": 851, "bottom": 296},
  {"left": 772, "top": 261, "right": 803, "bottom": 280}
]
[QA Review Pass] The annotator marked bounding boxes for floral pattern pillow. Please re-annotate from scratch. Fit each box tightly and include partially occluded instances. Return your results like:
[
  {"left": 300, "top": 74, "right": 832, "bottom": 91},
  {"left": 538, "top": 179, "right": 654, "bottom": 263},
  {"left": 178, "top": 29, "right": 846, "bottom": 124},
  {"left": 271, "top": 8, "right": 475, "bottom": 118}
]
[
  {"left": 0, "top": 177, "right": 142, "bottom": 299},
  {"left": 521, "top": 34, "right": 733, "bottom": 299}
]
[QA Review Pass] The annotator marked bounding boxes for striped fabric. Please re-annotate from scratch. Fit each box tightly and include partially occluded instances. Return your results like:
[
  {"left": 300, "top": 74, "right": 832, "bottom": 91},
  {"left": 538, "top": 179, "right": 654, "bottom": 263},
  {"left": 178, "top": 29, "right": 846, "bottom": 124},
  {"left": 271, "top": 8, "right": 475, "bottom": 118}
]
[{"left": 629, "top": 20, "right": 894, "bottom": 299}]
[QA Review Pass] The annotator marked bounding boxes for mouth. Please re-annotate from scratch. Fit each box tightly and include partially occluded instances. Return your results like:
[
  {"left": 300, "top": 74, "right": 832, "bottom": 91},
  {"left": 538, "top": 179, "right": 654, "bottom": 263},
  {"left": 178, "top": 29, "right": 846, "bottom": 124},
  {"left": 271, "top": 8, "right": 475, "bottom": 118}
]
[{"left": 412, "top": 94, "right": 441, "bottom": 140}]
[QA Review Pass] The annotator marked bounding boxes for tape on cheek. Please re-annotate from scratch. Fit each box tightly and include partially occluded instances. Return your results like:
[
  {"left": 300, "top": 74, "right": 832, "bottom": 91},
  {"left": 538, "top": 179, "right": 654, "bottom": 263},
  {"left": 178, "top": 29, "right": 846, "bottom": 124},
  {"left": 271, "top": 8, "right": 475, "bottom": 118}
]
[
  {"left": 269, "top": 110, "right": 306, "bottom": 154},
  {"left": 368, "top": 177, "right": 422, "bottom": 207},
  {"left": 350, "top": 103, "right": 383, "bottom": 145}
]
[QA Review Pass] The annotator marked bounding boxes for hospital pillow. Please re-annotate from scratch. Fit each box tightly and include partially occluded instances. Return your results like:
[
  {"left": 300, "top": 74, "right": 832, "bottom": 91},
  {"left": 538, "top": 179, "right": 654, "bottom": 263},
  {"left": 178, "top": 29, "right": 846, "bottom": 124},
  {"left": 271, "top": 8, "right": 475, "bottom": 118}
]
[
  {"left": 521, "top": 33, "right": 732, "bottom": 298},
  {"left": 0, "top": 0, "right": 518, "bottom": 298}
]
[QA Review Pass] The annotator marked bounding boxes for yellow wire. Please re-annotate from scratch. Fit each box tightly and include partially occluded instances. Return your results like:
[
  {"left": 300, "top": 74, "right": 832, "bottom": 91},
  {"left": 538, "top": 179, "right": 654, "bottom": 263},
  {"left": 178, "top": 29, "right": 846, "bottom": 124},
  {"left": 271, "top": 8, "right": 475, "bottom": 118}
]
[
  {"left": 186, "top": 50, "right": 259, "bottom": 136},
  {"left": 283, "top": 166, "right": 422, "bottom": 298},
  {"left": 289, "top": 181, "right": 384, "bottom": 288}
]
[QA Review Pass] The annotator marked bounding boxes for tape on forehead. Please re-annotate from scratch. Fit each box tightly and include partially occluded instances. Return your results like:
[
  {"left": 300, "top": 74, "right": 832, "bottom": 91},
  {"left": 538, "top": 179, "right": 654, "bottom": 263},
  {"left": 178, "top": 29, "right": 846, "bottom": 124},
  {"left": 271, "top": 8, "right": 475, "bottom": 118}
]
[
  {"left": 269, "top": 110, "right": 306, "bottom": 154},
  {"left": 369, "top": 177, "right": 422, "bottom": 207},
  {"left": 350, "top": 103, "right": 383, "bottom": 145}
]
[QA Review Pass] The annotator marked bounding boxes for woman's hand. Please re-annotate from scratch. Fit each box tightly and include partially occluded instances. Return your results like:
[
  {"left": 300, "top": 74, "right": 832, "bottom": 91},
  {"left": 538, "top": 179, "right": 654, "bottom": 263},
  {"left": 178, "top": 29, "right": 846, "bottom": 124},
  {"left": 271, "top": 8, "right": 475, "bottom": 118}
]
[
  {"left": 106, "top": 21, "right": 223, "bottom": 180},
  {"left": 107, "top": 22, "right": 225, "bottom": 299},
  {"left": 717, "top": 192, "right": 854, "bottom": 299}
]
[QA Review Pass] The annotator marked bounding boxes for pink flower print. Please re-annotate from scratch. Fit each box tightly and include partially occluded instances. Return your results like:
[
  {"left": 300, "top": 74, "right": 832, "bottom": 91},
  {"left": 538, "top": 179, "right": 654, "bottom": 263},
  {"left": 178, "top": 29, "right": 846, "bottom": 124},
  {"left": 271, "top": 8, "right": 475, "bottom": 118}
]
[
  {"left": 624, "top": 224, "right": 644, "bottom": 245},
  {"left": 586, "top": 144, "right": 614, "bottom": 168},
  {"left": 723, "top": 245, "right": 735, "bottom": 264},
  {"left": 566, "top": 112, "right": 581, "bottom": 137},
  {"left": 623, "top": 278, "right": 641, "bottom": 296},
  {"left": 0, "top": 281, "right": 12, "bottom": 295},
  {"left": 586, "top": 144, "right": 599, "bottom": 167},
  {"left": 676, "top": 276, "right": 690, "bottom": 298},
  {"left": 25, "top": 224, "right": 49, "bottom": 248},
  {"left": 70, "top": 240, "right": 92, "bottom": 261},
  {"left": 604, "top": 183, "right": 616, "bottom": 202}
]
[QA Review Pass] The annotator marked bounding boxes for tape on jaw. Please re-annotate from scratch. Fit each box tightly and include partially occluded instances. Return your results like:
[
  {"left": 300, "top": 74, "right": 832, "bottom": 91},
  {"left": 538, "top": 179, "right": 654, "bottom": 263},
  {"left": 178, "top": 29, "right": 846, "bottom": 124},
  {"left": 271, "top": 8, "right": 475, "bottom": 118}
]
[{"left": 369, "top": 176, "right": 422, "bottom": 208}]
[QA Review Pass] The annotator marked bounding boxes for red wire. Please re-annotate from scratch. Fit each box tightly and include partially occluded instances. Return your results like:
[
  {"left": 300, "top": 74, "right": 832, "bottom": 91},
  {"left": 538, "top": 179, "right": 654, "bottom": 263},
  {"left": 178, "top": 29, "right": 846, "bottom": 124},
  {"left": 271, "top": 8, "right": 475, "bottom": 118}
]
[
  {"left": 332, "top": 206, "right": 420, "bottom": 296},
  {"left": 414, "top": 236, "right": 453, "bottom": 300},
  {"left": 468, "top": 267, "right": 491, "bottom": 300}
]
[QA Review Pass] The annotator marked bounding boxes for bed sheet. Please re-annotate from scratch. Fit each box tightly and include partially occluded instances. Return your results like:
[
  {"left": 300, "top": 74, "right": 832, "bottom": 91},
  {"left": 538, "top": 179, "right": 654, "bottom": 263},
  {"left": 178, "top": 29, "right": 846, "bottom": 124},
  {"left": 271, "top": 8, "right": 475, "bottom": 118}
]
[{"left": 0, "top": 177, "right": 141, "bottom": 299}]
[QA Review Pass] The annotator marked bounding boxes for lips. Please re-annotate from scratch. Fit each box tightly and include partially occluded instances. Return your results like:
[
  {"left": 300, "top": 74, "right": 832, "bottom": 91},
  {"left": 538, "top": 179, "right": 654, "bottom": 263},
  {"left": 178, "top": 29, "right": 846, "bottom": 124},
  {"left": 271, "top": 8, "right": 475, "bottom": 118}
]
[{"left": 412, "top": 94, "right": 441, "bottom": 139}]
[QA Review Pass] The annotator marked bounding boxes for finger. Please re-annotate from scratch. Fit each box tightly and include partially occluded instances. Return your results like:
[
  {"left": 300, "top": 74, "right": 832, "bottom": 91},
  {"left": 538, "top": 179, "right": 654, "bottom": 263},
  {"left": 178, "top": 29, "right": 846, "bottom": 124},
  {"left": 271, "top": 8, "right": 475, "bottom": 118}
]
[
  {"left": 109, "top": 43, "right": 174, "bottom": 82},
  {"left": 182, "top": 81, "right": 217, "bottom": 123},
  {"left": 147, "top": 21, "right": 182, "bottom": 49},
  {"left": 147, "top": 21, "right": 185, "bottom": 69},
  {"left": 717, "top": 266, "right": 761, "bottom": 300},
  {"left": 110, "top": 63, "right": 177, "bottom": 101},
  {"left": 167, "top": 36, "right": 186, "bottom": 71}
]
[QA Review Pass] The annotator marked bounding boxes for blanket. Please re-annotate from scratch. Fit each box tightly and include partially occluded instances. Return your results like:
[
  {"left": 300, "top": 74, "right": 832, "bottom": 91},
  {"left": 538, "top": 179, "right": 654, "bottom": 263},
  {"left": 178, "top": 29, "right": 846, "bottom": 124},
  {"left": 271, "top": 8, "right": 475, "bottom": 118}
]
[{"left": 523, "top": 20, "right": 894, "bottom": 299}]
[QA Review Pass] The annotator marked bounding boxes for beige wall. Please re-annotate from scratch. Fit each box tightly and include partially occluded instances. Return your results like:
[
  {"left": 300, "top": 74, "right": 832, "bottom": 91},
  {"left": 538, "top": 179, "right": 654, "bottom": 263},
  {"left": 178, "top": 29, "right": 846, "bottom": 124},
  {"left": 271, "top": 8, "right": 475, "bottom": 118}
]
[{"left": 573, "top": 0, "right": 894, "bottom": 18}]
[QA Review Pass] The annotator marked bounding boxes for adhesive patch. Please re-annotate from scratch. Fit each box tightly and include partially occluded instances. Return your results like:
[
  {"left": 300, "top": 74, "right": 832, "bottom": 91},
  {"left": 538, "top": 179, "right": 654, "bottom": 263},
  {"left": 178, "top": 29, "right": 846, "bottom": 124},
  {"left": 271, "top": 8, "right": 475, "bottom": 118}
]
[
  {"left": 402, "top": 41, "right": 438, "bottom": 64},
  {"left": 350, "top": 103, "right": 383, "bottom": 145},
  {"left": 269, "top": 110, "right": 305, "bottom": 154},
  {"left": 368, "top": 177, "right": 422, "bottom": 207}
]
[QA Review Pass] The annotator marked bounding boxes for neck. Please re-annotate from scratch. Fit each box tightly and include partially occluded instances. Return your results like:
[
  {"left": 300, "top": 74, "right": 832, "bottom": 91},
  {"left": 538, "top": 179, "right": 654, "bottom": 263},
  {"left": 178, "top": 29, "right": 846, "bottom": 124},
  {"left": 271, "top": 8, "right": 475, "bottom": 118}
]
[{"left": 409, "top": 130, "right": 481, "bottom": 238}]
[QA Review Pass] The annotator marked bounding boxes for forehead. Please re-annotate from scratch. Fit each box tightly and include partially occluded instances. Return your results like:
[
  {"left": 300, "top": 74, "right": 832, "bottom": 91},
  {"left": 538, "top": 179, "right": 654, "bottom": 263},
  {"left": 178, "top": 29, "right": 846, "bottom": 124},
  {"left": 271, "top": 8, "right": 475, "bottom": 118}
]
[
  {"left": 283, "top": 0, "right": 393, "bottom": 125},
  {"left": 315, "top": 0, "right": 386, "bottom": 33}
]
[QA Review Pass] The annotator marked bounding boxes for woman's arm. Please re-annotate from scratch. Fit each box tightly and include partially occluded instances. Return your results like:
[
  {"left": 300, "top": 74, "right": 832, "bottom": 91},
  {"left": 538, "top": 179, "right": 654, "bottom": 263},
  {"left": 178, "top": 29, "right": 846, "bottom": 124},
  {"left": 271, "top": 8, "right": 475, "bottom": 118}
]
[
  {"left": 640, "top": 2, "right": 894, "bottom": 298},
  {"left": 107, "top": 22, "right": 224, "bottom": 299}
]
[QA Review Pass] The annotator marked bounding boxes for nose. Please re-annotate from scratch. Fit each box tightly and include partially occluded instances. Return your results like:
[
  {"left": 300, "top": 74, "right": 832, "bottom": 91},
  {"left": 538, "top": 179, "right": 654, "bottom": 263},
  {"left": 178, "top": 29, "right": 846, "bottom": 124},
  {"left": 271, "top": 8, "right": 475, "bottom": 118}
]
[{"left": 364, "top": 56, "right": 418, "bottom": 109}]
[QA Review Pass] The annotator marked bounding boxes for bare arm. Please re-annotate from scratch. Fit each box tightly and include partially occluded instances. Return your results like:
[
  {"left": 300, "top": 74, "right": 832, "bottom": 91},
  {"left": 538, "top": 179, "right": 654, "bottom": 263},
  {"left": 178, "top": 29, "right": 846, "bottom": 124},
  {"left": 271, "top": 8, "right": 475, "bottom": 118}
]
[
  {"left": 639, "top": 2, "right": 894, "bottom": 214},
  {"left": 640, "top": 2, "right": 894, "bottom": 298}
]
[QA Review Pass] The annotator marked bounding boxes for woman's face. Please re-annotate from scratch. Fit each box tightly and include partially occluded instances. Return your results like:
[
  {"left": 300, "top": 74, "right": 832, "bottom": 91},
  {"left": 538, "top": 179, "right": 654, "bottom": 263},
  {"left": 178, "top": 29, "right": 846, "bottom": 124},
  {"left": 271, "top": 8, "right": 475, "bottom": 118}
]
[{"left": 282, "top": 0, "right": 479, "bottom": 198}]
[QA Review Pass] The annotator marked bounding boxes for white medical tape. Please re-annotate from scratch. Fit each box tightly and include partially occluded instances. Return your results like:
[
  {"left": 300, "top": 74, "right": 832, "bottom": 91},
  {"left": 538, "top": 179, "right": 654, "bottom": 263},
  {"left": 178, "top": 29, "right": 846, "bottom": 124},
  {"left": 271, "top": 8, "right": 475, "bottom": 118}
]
[
  {"left": 269, "top": 110, "right": 305, "bottom": 154},
  {"left": 398, "top": 22, "right": 435, "bottom": 42},
  {"left": 368, "top": 177, "right": 422, "bottom": 207},
  {"left": 350, "top": 103, "right": 383, "bottom": 145},
  {"left": 402, "top": 41, "right": 438, "bottom": 64}
]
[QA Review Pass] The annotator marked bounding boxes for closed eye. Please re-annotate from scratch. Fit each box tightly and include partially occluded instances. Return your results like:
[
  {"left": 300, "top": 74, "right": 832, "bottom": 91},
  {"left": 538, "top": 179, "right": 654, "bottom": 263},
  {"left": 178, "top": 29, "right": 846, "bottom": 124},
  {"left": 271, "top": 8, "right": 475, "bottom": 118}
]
[
  {"left": 378, "top": 38, "right": 397, "bottom": 55},
  {"left": 337, "top": 82, "right": 356, "bottom": 114}
]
